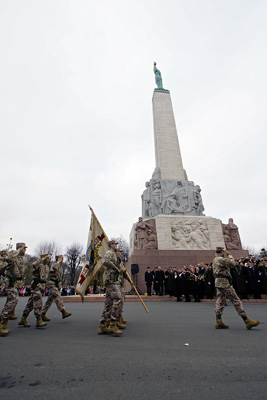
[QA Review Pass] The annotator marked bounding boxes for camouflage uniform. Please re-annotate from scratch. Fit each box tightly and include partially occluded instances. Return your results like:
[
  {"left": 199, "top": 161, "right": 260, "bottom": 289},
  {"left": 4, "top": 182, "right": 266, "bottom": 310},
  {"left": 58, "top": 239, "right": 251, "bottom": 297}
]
[
  {"left": 22, "top": 258, "right": 49, "bottom": 319},
  {"left": 0, "top": 249, "right": 27, "bottom": 321},
  {"left": 213, "top": 253, "right": 246, "bottom": 317},
  {"left": 100, "top": 248, "right": 123, "bottom": 323},
  {"left": 42, "top": 258, "right": 66, "bottom": 314},
  {"left": 0, "top": 254, "right": 7, "bottom": 295}
]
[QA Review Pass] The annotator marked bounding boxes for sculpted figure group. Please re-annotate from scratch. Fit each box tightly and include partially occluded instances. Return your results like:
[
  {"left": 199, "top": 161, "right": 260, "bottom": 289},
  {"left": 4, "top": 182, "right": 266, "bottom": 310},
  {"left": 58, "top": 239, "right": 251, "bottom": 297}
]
[
  {"left": 134, "top": 217, "right": 158, "bottom": 250},
  {"left": 142, "top": 179, "right": 205, "bottom": 219},
  {"left": 222, "top": 218, "right": 242, "bottom": 250}
]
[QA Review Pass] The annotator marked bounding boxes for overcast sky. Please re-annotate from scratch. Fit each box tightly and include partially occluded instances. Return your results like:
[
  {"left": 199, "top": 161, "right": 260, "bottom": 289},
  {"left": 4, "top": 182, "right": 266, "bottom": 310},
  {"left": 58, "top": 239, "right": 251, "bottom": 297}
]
[{"left": 1, "top": 0, "right": 266, "bottom": 255}]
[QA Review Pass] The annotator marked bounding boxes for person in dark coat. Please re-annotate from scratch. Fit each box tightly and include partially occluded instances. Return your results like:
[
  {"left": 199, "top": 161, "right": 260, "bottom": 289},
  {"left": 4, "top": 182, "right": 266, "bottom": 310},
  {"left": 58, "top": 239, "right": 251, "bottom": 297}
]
[
  {"left": 189, "top": 266, "right": 201, "bottom": 302},
  {"left": 259, "top": 261, "right": 267, "bottom": 294},
  {"left": 180, "top": 266, "right": 191, "bottom": 302},
  {"left": 167, "top": 267, "right": 174, "bottom": 296},
  {"left": 234, "top": 263, "right": 249, "bottom": 299},
  {"left": 153, "top": 267, "right": 158, "bottom": 295},
  {"left": 145, "top": 267, "right": 153, "bottom": 296},
  {"left": 248, "top": 263, "right": 261, "bottom": 299},
  {"left": 204, "top": 264, "right": 215, "bottom": 299},
  {"left": 164, "top": 268, "right": 169, "bottom": 295},
  {"left": 155, "top": 266, "right": 165, "bottom": 296},
  {"left": 172, "top": 270, "right": 182, "bottom": 301}
]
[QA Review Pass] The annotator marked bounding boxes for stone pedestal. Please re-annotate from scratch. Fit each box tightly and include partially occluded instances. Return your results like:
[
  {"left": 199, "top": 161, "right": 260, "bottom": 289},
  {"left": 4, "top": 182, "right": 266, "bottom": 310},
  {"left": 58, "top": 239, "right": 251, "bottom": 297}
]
[{"left": 130, "top": 215, "right": 225, "bottom": 255}]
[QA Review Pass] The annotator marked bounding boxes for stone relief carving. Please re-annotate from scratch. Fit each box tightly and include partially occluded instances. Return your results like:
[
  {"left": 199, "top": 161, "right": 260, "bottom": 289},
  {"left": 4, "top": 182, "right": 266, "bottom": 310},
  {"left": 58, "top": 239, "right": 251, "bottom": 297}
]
[
  {"left": 134, "top": 217, "right": 158, "bottom": 250},
  {"left": 222, "top": 218, "right": 242, "bottom": 250},
  {"left": 142, "top": 169, "right": 205, "bottom": 218},
  {"left": 171, "top": 219, "right": 210, "bottom": 250}
]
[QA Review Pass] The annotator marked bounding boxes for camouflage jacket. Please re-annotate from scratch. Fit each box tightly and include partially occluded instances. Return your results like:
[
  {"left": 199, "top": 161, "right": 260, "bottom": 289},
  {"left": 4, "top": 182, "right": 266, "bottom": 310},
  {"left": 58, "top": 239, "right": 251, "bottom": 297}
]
[
  {"left": 47, "top": 261, "right": 62, "bottom": 289},
  {"left": 31, "top": 259, "right": 49, "bottom": 292},
  {"left": 0, "top": 259, "right": 7, "bottom": 283},
  {"left": 103, "top": 248, "right": 119, "bottom": 286},
  {"left": 213, "top": 254, "right": 235, "bottom": 288},
  {"left": 4, "top": 252, "right": 27, "bottom": 289}
]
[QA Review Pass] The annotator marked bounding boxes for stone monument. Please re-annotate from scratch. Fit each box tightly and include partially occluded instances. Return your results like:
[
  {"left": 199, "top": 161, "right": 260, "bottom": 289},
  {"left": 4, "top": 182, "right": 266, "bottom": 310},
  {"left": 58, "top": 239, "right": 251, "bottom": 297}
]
[{"left": 128, "top": 63, "right": 248, "bottom": 292}]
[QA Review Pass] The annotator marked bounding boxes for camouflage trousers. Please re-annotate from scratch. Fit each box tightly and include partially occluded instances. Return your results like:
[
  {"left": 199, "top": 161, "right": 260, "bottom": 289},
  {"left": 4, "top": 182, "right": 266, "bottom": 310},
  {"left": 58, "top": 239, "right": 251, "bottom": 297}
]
[
  {"left": 215, "top": 286, "right": 246, "bottom": 317},
  {"left": 0, "top": 288, "right": 18, "bottom": 321},
  {"left": 42, "top": 287, "right": 65, "bottom": 314},
  {"left": 23, "top": 289, "right": 43, "bottom": 318},
  {"left": 100, "top": 284, "right": 123, "bottom": 322}
]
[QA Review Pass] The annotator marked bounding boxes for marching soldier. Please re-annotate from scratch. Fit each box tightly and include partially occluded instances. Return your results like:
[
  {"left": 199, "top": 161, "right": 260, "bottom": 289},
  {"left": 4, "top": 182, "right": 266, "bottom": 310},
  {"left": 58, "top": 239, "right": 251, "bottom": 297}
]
[
  {"left": 98, "top": 240, "right": 123, "bottom": 336},
  {"left": 213, "top": 247, "right": 260, "bottom": 329},
  {"left": 18, "top": 253, "right": 51, "bottom": 328},
  {"left": 41, "top": 255, "right": 72, "bottom": 321},
  {"left": 0, "top": 242, "right": 28, "bottom": 336},
  {"left": 0, "top": 249, "right": 18, "bottom": 320}
]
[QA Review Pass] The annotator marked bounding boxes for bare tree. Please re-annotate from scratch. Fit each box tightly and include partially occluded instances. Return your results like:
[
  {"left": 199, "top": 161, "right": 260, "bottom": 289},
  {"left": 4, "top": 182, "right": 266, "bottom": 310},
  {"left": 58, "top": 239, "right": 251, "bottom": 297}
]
[
  {"left": 243, "top": 244, "right": 256, "bottom": 256},
  {"left": 65, "top": 242, "right": 84, "bottom": 285},
  {"left": 34, "top": 240, "right": 62, "bottom": 262}
]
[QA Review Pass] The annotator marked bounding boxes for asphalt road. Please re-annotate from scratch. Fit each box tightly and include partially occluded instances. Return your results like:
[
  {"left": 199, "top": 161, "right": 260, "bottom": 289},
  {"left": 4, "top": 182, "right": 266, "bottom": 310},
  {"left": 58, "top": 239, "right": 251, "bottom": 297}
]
[{"left": 0, "top": 298, "right": 266, "bottom": 400}]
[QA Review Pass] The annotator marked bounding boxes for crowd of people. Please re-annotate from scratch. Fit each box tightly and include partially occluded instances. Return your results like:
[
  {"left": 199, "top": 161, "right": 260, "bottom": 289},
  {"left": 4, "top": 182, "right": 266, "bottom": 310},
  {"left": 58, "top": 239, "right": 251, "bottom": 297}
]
[
  {"left": 0, "top": 285, "right": 77, "bottom": 297},
  {"left": 145, "top": 256, "right": 267, "bottom": 301}
]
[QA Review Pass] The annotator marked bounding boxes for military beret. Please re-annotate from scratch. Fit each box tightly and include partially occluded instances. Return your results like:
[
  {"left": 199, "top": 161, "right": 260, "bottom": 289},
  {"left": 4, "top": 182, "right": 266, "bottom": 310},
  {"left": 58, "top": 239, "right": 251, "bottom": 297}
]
[
  {"left": 55, "top": 255, "right": 64, "bottom": 261},
  {"left": 0, "top": 249, "right": 8, "bottom": 255},
  {"left": 216, "top": 246, "right": 224, "bottom": 253},
  {"left": 16, "top": 242, "right": 27, "bottom": 250}
]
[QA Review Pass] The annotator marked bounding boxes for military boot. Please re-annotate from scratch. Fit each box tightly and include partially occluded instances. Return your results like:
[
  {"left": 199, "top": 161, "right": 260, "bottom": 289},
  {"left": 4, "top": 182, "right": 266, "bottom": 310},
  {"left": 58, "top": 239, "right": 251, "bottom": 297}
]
[
  {"left": 41, "top": 313, "right": 50, "bottom": 321},
  {"left": 215, "top": 315, "right": 229, "bottom": 329},
  {"left": 98, "top": 321, "right": 112, "bottom": 335},
  {"left": 242, "top": 315, "right": 260, "bottom": 330},
  {"left": 61, "top": 310, "right": 72, "bottom": 319},
  {"left": 116, "top": 316, "right": 126, "bottom": 329},
  {"left": 121, "top": 314, "right": 127, "bottom": 324},
  {"left": 0, "top": 319, "right": 10, "bottom": 336},
  {"left": 36, "top": 316, "right": 47, "bottom": 328},
  {"left": 9, "top": 310, "right": 18, "bottom": 320},
  {"left": 18, "top": 316, "right": 31, "bottom": 327},
  {"left": 109, "top": 320, "right": 122, "bottom": 336}
]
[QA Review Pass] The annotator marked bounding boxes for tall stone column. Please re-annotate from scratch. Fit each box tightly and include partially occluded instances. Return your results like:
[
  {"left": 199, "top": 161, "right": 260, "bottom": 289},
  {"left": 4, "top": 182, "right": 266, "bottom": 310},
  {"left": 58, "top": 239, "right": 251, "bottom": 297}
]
[{"left": 152, "top": 90, "right": 186, "bottom": 181}]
